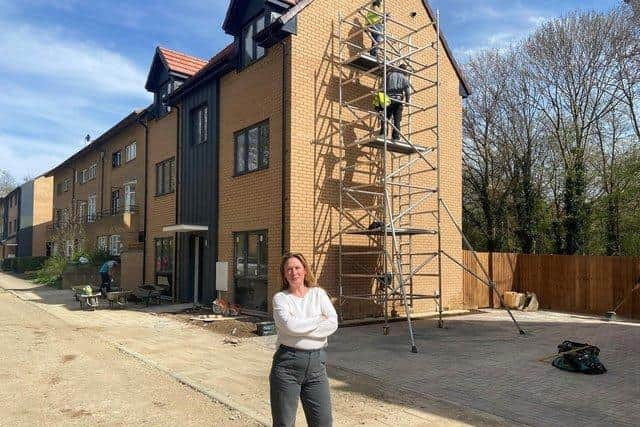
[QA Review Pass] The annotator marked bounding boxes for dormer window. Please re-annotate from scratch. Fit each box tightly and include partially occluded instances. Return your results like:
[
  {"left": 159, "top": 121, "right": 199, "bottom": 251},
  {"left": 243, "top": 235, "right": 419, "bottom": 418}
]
[
  {"left": 242, "top": 14, "right": 266, "bottom": 67},
  {"left": 155, "top": 80, "right": 172, "bottom": 117}
]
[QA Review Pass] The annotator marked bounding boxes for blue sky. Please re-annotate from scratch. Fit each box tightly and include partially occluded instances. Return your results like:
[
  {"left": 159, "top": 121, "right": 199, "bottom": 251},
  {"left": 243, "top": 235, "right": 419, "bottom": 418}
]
[{"left": 0, "top": 0, "right": 621, "bottom": 180}]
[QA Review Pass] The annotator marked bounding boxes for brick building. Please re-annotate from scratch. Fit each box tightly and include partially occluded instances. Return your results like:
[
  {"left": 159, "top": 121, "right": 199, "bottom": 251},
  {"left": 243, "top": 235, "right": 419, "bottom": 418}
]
[
  {"left": 42, "top": 47, "right": 205, "bottom": 292},
  {"left": 163, "top": 0, "right": 468, "bottom": 318},
  {"left": 0, "top": 176, "right": 53, "bottom": 260}
]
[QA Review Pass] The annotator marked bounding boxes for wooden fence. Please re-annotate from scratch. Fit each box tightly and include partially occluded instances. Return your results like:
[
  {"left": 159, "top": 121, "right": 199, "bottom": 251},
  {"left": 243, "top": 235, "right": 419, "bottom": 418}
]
[{"left": 462, "top": 251, "right": 640, "bottom": 319}]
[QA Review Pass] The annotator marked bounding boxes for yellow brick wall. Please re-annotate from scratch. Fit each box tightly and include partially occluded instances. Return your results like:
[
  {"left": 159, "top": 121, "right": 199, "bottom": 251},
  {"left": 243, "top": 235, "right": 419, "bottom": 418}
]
[
  {"left": 48, "top": 120, "right": 146, "bottom": 286},
  {"left": 32, "top": 176, "right": 53, "bottom": 256},
  {"left": 217, "top": 44, "right": 286, "bottom": 308},
  {"left": 144, "top": 110, "right": 177, "bottom": 288},
  {"left": 288, "top": 0, "right": 464, "bottom": 318}
]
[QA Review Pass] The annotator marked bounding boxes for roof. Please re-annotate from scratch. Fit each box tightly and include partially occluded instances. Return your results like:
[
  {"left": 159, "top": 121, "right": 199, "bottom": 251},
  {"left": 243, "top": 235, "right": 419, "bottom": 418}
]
[
  {"left": 166, "top": 43, "right": 236, "bottom": 104},
  {"left": 275, "top": 0, "right": 470, "bottom": 96},
  {"left": 157, "top": 47, "right": 207, "bottom": 77},
  {"left": 43, "top": 110, "right": 145, "bottom": 177},
  {"left": 223, "top": 0, "right": 298, "bottom": 35}
]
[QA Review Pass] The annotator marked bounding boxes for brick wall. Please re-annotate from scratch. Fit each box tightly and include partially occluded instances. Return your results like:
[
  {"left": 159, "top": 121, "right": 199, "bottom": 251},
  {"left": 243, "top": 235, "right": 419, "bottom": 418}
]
[
  {"left": 48, "top": 119, "right": 146, "bottom": 289},
  {"left": 287, "top": 0, "right": 464, "bottom": 318},
  {"left": 31, "top": 176, "right": 53, "bottom": 256},
  {"left": 144, "top": 110, "right": 178, "bottom": 288},
  {"left": 217, "top": 44, "right": 286, "bottom": 308}
]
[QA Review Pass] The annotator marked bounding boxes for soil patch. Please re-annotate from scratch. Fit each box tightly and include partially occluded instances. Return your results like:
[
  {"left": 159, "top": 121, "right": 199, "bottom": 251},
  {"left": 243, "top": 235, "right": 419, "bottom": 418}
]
[{"left": 159, "top": 307, "right": 268, "bottom": 338}]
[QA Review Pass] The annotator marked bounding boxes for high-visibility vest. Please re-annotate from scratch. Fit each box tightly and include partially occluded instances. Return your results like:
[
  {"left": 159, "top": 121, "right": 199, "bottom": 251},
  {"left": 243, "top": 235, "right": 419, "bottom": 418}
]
[
  {"left": 373, "top": 92, "right": 391, "bottom": 108},
  {"left": 366, "top": 2, "right": 383, "bottom": 25},
  {"left": 366, "top": 11, "right": 381, "bottom": 25}
]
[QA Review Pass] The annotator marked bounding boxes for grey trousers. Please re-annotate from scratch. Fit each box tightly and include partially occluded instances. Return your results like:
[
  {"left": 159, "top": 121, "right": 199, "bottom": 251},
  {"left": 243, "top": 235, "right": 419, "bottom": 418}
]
[{"left": 269, "top": 346, "right": 332, "bottom": 427}]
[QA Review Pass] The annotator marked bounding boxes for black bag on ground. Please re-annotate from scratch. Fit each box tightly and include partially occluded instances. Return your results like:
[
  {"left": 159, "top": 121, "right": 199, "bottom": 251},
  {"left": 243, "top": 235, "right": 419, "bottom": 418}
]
[{"left": 551, "top": 340, "right": 607, "bottom": 375}]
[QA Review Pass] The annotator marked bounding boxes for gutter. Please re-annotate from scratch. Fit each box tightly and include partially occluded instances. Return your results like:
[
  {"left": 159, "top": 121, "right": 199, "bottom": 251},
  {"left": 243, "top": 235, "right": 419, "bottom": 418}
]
[
  {"left": 173, "top": 104, "right": 181, "bottom": 301},
  {"left": 280, "top": 39, "right": 289, "bottom": 255},
  {"left": 137, "top": 116, "right": 150, "bottom": 284}
]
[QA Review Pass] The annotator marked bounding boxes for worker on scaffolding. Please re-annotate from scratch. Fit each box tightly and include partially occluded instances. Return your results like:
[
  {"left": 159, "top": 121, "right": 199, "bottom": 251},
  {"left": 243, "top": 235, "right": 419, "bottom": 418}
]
[
  {"left": 366, "top": 0, "right": 384, "bottom": 58},
  {"left": 375, "top": 63, "right": 411, "bottom": 141}
]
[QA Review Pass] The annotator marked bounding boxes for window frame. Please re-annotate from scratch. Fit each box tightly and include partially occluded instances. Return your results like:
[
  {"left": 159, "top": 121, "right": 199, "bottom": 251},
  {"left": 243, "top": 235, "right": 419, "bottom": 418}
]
[
  {"left": 97, "top": 235, "right": 108, "bottom": 252},
  {"left": 234, "top": 120, "right": 270, "bottom": 176},
  {"left": 87, "top": 194, "right": 97, "bottom": 223},
  {"left": 154, "top": 237, "right": 174, "bottom": 275},
  {"left": 112, "top": 150, "right": 122, "bottom": 168},
  {"left": 125, "top": 141, "right": 137, "bottom": 162},
  {"left": 233, "top": 229, "right": 268, "bottom": 312},
  {"left": 155, "top": 157, "right": 176, "bottom": 196},
  {"left": 109, "top": 234, "right": 122, "bottom": 256},
  {"left": 241, "top": 13, "right": 267, "bottom": 68},
  {"left": 191, "top": 104, "right": 208, "bottom": 145},
  {"left": 88, "top": 163, "right": 97, "bottom": 180}
]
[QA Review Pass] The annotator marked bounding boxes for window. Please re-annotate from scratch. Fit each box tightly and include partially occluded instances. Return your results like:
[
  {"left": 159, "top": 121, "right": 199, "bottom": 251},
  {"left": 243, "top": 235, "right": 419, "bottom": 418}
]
[
  {"left": 112, "top": 150, "right": 122, "bottom": 168},
  {"left": 111, "top": 189, "right": 120, "bottom": 214},
  {"left": 97, "top": 236, "right": 108, "bottom": 251},
  {"left": 155, "top": 237, "right": 174, "bottom": 275},
  {"left": 124, "top": 182, "right": 136, "bottom": 212},
  {"left": 156, "top": 158, "right": 176, "bottom": 196},
  {"left": 235, "top": 121, "right": 270, "bottom": 175},
  {"left": 242, "top": 14, "right": 266, "bottom": 67},
  {"left": 65, "top": 240, "right": 74, "bottom": 258},
  {"left": 109, "top": 235, "right": 122, "bottom": 256},
  {"left": 61, "top": 209, "right": 69, "bottom": 226},
  {"left": 191, "top": 105, "right": 208, "bottom": 145},
  {"left": 125, "top": 142, "right": 137, "bottom": 162},
  {"left": 62, "top": 179, "right": 70, "bottom": 192},
  {"left": 88, "top": 163, "right": 97, "bottom": 180},
  {"left": 79, "top": 169, "right": 87, "bottom": 184},
  {"left": 233, "top": 230, "right": 268, "bottom": 312},
  {"left": 77, "top": 201, "right": 86, "bottom": 223},
  {"left": 87, "top": 194, "right": 97, "bottom": 222}
]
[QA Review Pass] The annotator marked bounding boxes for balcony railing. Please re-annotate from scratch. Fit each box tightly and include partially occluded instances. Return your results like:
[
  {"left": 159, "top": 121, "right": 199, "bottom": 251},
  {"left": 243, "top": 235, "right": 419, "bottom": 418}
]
[{"left": 49, "top": 205, "right": 139, "bottom": 229}]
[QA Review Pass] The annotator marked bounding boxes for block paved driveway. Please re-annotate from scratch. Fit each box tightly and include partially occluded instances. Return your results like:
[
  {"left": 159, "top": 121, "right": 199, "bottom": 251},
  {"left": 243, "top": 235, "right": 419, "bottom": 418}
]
[{"left": 323, "top": 310, "right": 640, "bottom": 427}]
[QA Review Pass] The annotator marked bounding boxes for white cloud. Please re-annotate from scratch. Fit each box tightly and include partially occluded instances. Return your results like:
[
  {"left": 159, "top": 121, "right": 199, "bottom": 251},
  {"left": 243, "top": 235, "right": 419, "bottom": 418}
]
[
  {"left": 0, "top": 22, "right": 148, "bottom": 96},
  {"left": 0, "top": 18, "right": 150, "bottom": 178}
]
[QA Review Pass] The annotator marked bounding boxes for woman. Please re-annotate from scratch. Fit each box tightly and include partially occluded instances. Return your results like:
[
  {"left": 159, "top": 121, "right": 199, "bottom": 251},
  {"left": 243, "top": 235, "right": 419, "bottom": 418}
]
[{"left": 270, "top": 252, "right": 338, "bottom": 427}]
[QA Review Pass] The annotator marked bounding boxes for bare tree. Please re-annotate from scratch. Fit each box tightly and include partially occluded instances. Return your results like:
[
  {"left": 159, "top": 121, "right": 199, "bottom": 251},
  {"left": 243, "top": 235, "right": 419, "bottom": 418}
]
[
  {"left": 0, "top": 170, "right": 17, "bottom": 197},
  {"left": 525, "top": 11, "right": 621, "bottom": 254},
  {"left": 497, "top": 49, "right": 548, "bottom": 253},
  {"left": 462, "top": 51, "right": 513, "bottom": 252}
]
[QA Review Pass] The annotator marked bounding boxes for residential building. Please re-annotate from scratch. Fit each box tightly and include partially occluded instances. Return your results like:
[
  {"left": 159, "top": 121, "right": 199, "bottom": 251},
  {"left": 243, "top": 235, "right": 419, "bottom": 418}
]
[
  {"left": 0, "top": 176, "right": 53, "bottom": 259},
  {"left": 142, "top": 47, "right": 207, "bottom": 299},
  {"left": 0, "top": 190, "right": 19, "bottom": 259},
  {"left": 163, "top": 0, "right": 468, "bottom": 317},
  {"left": 45, "top": 111, "right": 146, "bottom": 275},
  {"left": 43, "top": 47, "right": 205, "bottom": 293}
]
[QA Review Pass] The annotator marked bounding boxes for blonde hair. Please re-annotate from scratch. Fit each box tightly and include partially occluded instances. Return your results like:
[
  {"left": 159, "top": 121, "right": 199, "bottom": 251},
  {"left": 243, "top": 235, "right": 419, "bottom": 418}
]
[{"left": 280, "top": 252, "right": 317, "bottom": 291}]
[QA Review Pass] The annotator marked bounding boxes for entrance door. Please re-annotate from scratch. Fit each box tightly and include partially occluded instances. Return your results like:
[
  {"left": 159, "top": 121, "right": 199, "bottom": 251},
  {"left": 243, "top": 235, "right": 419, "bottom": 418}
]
[{"left": 191, "top": 236, "right": 204, "bottom": 304}]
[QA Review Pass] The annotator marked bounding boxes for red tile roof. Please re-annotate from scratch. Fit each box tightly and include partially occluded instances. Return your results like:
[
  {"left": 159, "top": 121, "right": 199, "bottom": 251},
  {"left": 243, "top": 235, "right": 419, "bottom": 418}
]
[
  {"left": 157, "top": 47, "right": 207, "bottom": 77},
  {"left": 166, "top": 43, "right": 236, "bottom": 102}
]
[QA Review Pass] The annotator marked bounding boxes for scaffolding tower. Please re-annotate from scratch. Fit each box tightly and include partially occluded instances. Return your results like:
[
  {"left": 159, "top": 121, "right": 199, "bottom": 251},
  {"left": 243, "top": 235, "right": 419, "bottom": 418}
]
[{"left": 336, "top": 1, "right": 524, "bottom": 353}]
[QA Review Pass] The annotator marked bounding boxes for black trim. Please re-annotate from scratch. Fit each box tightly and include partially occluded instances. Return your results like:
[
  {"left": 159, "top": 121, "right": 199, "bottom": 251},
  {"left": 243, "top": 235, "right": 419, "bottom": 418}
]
[{"left": 137, "top": 117, "right": 149, "bottom": 284}]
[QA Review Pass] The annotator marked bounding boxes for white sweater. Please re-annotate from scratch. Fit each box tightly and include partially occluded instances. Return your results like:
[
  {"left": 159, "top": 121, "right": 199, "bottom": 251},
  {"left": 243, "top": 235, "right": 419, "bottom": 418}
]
[{"left": 272, "top": 287, "right": 339, "bottom": 350}]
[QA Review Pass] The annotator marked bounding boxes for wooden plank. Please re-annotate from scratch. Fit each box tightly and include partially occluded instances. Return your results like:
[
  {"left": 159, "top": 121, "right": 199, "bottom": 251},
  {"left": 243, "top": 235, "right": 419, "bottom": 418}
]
[{"left": 463, "top": 252, "right": 640, "bottom": 319}]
